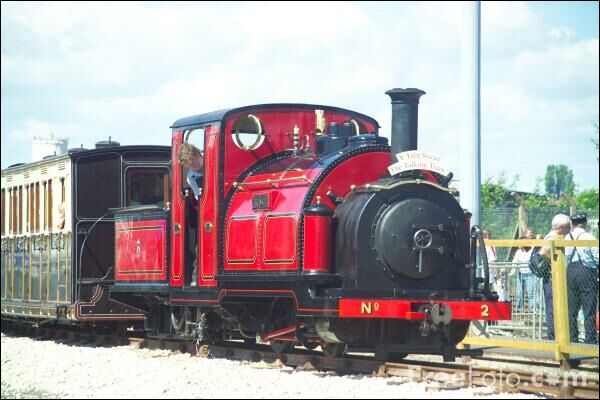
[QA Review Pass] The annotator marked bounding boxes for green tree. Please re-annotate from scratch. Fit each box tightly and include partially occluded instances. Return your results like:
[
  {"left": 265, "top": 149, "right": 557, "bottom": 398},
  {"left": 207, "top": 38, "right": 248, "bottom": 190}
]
[
  {"left": 576, "top": 188, "right": 599, "bottom": 210},
  {"left": 544, "top": 164, "right": 575, "bottom": 200},
  {"left": 523, "top": 193, "right": 550, "bottom": 208},
  {"left": 481, "top": 173, "right": 518, "bottom": 208}
]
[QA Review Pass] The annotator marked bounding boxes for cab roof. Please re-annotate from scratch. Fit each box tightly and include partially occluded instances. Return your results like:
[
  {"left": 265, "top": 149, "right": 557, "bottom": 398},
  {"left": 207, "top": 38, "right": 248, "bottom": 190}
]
[{"left": 170, "top": 104, "right": 380, "bottom": 131}]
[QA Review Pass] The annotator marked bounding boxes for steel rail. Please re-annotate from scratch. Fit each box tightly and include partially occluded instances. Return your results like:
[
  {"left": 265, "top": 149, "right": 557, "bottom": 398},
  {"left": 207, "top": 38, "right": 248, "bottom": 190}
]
[{"left": 2, "top": 321, "right": 598, "bottom": 399}]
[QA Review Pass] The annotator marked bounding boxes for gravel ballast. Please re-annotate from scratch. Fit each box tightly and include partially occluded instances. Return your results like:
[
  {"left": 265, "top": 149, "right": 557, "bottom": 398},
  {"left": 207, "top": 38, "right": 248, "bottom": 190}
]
[{"left": 1, "top": 333, "right": 541, "bottom": 399}]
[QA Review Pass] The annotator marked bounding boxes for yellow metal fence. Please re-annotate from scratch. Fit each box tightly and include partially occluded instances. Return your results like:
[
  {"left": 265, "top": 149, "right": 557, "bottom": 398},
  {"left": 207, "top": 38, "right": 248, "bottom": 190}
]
[{"left": 461, "top": 238, "right": 599, "bottom": 361}]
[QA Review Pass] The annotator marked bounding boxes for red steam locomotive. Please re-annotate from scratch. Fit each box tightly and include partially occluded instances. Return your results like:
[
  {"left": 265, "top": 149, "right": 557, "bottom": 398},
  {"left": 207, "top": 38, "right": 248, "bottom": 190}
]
[{"left": 1, "top": 88, "right": 510, "bottom": 360}]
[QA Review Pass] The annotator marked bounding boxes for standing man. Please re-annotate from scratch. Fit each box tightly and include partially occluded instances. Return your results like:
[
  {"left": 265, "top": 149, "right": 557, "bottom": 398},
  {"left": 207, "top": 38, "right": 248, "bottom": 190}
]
[
  {"left": 565, "top": 213, "right": 599, "bottom": 344},
  {"left": 539, "top": 214, "right": 572, "bottom": 340},
  {"left": 177, "top": 143, "right": 204, "bottom": 286}
]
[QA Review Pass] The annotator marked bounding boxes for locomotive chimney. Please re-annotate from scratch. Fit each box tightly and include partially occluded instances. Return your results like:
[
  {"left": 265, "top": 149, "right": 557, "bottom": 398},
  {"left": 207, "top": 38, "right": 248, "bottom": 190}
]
[{"left": 385, "top": 88, "right": 426, "bottom": 164}]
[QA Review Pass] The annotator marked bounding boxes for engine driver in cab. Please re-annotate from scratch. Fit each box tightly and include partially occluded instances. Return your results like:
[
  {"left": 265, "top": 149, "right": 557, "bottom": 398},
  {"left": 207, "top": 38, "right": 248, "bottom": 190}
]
[
  {"left": 177, "top": 143, "right": 204, "bottom": 200},
  {"left": 177, "top": 143, "right": 204, "bottom": 285}
]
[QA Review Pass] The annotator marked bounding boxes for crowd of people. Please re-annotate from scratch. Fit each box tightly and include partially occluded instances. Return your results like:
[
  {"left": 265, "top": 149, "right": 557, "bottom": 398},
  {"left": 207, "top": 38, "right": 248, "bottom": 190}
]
[{"left": 482, "top": 213, "right": 599, "bottom": 344}]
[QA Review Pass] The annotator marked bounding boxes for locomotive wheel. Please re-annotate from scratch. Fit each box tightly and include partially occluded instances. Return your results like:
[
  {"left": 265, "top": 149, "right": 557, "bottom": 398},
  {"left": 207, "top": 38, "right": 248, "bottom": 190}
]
[
  {"left": 321, "top": 341, "right": 346, "bottom": 358},
  {"left": 270, "top": 340, "right": 294, "bottom": 354},
  {"left": 170, "top": 306, "right": 190, "bottom": 333},
  {"left": 267, "top": 298, "right": 296, "bottom": 354}
]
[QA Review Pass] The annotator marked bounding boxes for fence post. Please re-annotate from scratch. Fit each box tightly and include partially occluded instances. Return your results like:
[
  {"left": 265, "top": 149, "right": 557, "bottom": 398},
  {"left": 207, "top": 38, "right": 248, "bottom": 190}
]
[{"left": 550, "top": 235, "right": 570, "bottom": 361}]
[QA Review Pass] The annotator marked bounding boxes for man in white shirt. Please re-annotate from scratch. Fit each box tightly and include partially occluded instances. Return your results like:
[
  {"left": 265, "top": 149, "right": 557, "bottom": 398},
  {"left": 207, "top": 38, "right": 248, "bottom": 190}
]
[
  {"left": 177, "top": 143, "right": 204, "bottom": 286},
  {"left": 539, "top": 213, "right": 572, "bottom": 340},
  {"left": 565, "top": 213, "right": 599, "bottom": 344}
]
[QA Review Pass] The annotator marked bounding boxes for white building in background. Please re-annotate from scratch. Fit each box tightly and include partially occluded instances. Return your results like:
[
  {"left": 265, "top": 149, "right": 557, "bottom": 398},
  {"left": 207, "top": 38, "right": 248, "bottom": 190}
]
[{"left": 32, "top": 135, "right": 68, "bottom": 162}]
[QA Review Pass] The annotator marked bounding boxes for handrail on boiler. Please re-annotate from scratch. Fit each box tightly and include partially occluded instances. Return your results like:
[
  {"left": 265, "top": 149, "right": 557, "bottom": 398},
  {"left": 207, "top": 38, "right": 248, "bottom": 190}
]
[{"left": 233, "top": 175, "right": 313, "bottom": 189}]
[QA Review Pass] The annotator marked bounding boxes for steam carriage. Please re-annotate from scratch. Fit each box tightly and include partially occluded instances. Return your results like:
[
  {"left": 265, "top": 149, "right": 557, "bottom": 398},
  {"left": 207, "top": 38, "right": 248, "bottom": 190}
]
[{"left": 1, "top": 89, "right": 511, "bottom": 360}]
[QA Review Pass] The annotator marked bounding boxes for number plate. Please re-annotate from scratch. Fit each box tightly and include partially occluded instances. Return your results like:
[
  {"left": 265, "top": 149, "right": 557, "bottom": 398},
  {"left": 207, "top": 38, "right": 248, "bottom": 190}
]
[{"left": 252, "top": 194, "right": 270, "bottom": 210}]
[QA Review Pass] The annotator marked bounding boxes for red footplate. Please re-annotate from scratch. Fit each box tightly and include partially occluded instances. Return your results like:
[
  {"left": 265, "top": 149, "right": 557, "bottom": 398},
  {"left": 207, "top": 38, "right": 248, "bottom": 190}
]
[{"left": 339, "top": 299, "right": 512, "bottom": 320}]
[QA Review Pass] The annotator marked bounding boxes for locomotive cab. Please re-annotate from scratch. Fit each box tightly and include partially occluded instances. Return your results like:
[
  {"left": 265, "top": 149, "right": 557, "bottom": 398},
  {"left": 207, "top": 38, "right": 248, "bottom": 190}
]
[{"left": 166, "top": 105, "right": 384, "bottom": 290}]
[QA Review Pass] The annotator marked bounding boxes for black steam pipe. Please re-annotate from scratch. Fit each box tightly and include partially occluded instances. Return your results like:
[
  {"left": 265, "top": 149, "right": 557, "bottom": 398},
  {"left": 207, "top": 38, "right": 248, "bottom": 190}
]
[{"left": 385, "top": 88, "right": 426, "bottom": 164}]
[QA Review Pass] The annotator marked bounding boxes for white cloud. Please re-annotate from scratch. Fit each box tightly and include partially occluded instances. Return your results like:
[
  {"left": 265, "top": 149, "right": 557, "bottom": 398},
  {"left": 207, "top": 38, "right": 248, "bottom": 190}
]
[
  {"left": 483, "top": 1, "right": 539, "bottom": 30},
  {"left": 511, "top": 38, "right": 599, "bottom": 95},
  {"left": 548, "top": 26, "right": 575, "bottom": 41},
  {"left": 235, "top": 1, "right": 370, "bottom": 41},
  {"left": 482, "top": 1, "right": 543, "bottom": 55},
  {"left": 1, "top": 1, "right": 598, "bottom": 191},
  {"left": 8, "top": 119, "right": 74, "bottom": 141}
]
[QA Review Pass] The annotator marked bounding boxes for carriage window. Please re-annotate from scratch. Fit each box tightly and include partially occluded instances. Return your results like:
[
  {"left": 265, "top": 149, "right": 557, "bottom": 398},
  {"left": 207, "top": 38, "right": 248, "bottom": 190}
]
[
  {"left": 18, "top": 186, "right": 23, "bottom": 234},
  {"left": 126, "top": 168, "right": 170, "bottom": 207},
  {"left": 46, "top": 180, "right": 53, "bottom": 231},
  {"left": 35, "top": 183, "right": 40, "bottom": 232},
  {"left": 11, "top": 188, "right": 17, "bottom": 234},
  {"left": 27, "top": 183, "right": 35, "bottom": 232},
  {"left": 1, "top": 189, "right": 5, "bottom": 235}
]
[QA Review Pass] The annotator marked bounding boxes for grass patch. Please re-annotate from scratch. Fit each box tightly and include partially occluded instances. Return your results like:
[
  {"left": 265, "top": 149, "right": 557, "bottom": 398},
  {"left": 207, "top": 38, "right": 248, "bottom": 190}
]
[{"left": 1, "top": 381, "right": 62, "bottom": 399}]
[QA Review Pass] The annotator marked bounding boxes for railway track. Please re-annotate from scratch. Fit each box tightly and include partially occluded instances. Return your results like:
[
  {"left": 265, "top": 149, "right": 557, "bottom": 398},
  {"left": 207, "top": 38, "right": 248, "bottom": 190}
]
[{"left": 2, "top": 322, "right": 598, "bottom": 399}]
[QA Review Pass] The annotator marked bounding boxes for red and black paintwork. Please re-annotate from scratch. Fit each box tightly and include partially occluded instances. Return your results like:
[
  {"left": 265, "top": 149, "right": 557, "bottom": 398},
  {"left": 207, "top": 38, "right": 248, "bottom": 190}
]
[
  {"left": 162, "top": 106, "right": 393, "bottom": 307},
  {"left": 114, "top": 209, "right": 169, "bottom": 283},
  {"left": 105, "top": 102, "right": 509, "bottom": 360}
]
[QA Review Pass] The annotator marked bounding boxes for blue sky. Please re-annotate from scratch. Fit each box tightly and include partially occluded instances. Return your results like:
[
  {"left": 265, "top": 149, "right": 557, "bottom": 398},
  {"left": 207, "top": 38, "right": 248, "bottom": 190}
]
[{"left": 1, "top": 1, "right": 598, "bottom": 193}]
